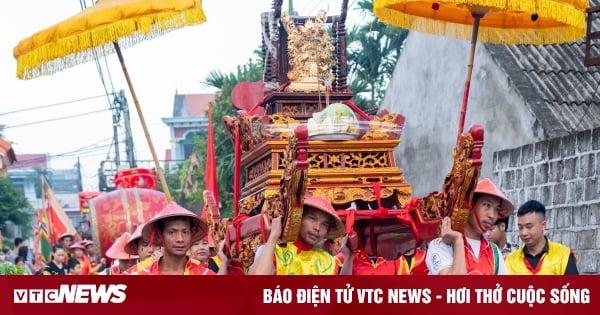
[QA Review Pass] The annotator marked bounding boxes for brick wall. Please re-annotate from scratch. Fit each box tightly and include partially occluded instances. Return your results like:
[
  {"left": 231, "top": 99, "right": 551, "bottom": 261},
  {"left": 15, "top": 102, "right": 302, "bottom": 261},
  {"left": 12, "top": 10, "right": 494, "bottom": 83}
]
[{"left": 493, "top": 128, "right": 600, "bottom": 274}]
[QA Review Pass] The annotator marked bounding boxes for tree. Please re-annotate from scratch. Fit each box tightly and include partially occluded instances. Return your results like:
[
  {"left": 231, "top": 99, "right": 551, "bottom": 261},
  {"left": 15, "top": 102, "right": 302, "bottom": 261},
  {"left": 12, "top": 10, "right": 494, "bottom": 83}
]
[
  {"left": 179, "top": 56, "right": 263, "bottom": 218},
  {"left": 0, "top": 177, "right": 32, "bottom": 240},
  {"left": 346, "top": 0, "right": 408, "bottom": 111}
]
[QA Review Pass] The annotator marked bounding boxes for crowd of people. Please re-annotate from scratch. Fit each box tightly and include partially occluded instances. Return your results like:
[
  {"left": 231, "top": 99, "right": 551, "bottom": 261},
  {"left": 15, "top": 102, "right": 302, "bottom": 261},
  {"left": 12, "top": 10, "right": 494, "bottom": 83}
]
[{"left": 0, "top": 178, "right": 579, "bottom": 275}]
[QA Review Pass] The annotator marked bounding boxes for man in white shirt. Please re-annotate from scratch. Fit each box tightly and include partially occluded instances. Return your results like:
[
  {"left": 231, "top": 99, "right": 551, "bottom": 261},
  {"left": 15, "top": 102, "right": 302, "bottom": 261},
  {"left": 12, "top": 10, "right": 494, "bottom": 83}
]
[{"left": 426, "top": 178, "right": 514, "bottom": 275}]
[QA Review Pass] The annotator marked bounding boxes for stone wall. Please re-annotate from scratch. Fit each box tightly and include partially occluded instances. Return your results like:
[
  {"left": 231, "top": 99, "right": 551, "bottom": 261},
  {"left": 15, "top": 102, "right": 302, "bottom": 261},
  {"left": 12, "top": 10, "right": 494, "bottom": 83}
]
[{"left": 493, "top": 128, "right": 600, "bottom": 274}]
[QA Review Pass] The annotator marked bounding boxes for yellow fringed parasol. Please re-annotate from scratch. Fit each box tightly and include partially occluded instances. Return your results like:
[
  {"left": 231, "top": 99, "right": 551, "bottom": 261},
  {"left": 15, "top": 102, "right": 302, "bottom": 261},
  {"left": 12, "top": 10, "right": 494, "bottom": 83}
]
[
  {"left": 373, "top": 0, "right": 588, "bottom": 141},
  {"left": 13, "top": 0, "right": 208, "bottom": 202}
]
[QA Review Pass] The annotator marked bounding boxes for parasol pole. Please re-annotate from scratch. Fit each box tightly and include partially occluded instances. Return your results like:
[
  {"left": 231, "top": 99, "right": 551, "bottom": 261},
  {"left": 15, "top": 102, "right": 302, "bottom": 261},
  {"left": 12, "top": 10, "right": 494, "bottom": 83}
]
[
  {"left": 113, "top": 42, "right": 172, "bottom": 203},
  {"left": 233, "top": 122, "right": 241, "bottom": 217},
  {"left": 457, "top": 11, "right": 484, "bottom": 144}
]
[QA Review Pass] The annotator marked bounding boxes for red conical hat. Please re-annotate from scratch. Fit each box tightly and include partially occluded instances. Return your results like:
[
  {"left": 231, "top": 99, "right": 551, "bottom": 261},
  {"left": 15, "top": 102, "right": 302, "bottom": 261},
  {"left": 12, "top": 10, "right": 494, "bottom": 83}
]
[
  {"left": 59, "top": 232, "right": 74, "bottom": 241},
  {"left": 123, "top": 224, "right": 144, "bottom": 256},
  {"left": 81, "top": 240, "right": 94, "bottom": 247},
  {"left": 474, "top": 178, "right": 514, "bottom": 218},
  {"left": 142, "top": 202, "right": 208, "bottom": 246},
  {"left": 304, "top": 196, "right": 345, "bottom": 240},
  {"left": 105, "top": 232, "right": 138, "bottom": 260},
  {"left": 69, "top": 241, "right": 85, "bottom": 251}
]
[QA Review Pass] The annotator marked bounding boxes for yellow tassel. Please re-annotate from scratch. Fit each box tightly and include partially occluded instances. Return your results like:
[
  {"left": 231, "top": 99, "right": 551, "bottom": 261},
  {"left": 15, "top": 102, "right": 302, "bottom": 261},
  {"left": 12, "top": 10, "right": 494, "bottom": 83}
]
[
  {"left": 373, "top": 0, "right": 587, "bottom": 45},
  {"left": 16, "top": 8, "right": 207, "bottom": 80}
]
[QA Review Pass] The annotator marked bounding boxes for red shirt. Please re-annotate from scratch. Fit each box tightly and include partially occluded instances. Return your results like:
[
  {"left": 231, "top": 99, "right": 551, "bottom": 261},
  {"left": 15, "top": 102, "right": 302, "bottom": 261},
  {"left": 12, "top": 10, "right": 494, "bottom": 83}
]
[
  {"left": 336, "top": 248, "right": 429, "bottom": 275},
  {"left": 464, "top": 237, "right": 496, "bottom": 275},
  {"left": 126, "top": 257, "right": 215, "bottom": 275},
  {"left": 351, "top": 250, "right": 399, "bottom": 275},
  {"left": 398, "top": 248, "right": 428, "bottom": 275}
]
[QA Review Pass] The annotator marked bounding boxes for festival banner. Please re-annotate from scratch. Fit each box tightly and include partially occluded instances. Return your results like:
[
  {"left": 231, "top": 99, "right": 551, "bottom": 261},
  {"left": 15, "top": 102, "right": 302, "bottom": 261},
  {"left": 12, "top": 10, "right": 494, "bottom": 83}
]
[
  {"left": 0, "top": 276, "right": 596, "bottom": 315},
  {"left": 41, "top": 176, "right": 77, "bottom": 244}
]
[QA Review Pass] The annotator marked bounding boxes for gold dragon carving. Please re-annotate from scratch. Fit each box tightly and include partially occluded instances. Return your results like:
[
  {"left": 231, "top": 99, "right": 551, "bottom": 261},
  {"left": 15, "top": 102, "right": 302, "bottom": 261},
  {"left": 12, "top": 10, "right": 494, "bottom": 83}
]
[
  {"left": 414, "top": 125, "right": 484, "bottom": 233},
  {"left": 268, "top": 114, "right": 299, "bottom": 140},
  {"left": 202, "top": 190, "right": 220, "bottom": 244},
  {"left": 238, "top": 192, "right": 265, "bottom": 215},
  {"left": 223, "top": 112, "right": 267, "bottom": 155},
  {"left": 262, "top": 127, "right": 309, "bottom": 242},
  {"left": 309, "top": 186, "right": 412, "bottom": 208}
]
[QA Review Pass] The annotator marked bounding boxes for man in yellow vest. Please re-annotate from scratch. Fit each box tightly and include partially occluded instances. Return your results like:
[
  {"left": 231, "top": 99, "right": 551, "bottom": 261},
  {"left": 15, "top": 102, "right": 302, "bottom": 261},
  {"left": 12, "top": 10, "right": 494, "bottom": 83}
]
[
  {"left": 248, "top": 195, "right": 352, "bottom": 275},
  {"left": 505, "top": 200, "right": 578, "bottom": 275}
]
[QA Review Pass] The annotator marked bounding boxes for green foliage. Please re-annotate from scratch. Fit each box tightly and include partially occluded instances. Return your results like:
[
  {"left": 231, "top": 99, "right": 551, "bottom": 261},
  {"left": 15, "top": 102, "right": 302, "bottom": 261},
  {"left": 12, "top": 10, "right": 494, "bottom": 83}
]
[
  {"left": 0, "top": 262, "right": 29, "bottom": 275},
  {"left": 0, "top": 177, "right": 32, "bottom": 239},
  {"left": 346, "top": 0, "right": 408, "bottom": 111}
]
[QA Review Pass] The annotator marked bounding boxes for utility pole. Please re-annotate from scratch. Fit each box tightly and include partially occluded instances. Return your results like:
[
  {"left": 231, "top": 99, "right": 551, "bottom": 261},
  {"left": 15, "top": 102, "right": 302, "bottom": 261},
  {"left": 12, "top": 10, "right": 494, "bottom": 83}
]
[
  {"left": 121, "top": 90, "right": 137, "bottom": 168},
  {"left": 76, "top": 157, "right": 83, "bottom": 192},
  {"left": 115, "top": 90, "right": 136, "bottom": 168},
  {"left": 111, "top": 93, "right": 122, "bottom": 167}
]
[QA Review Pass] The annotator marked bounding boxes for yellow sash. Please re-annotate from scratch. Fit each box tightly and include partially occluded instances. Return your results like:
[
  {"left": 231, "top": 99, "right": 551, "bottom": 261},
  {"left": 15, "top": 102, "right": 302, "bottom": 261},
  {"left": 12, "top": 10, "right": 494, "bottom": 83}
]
[
  {"left": 505, "top": 240, "right": 571, "bottom": 275},
  {"left": 274, "top": 242, "right": 338, "bottom": 275}
]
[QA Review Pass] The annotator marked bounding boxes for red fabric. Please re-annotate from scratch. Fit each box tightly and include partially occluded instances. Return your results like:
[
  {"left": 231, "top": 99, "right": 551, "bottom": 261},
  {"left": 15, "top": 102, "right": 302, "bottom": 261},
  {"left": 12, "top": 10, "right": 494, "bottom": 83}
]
[
  {"left": 109, "top": 265, "right": 122, "bottom": 275},
  {"left": 233, "top": 124, "right": 241, "bottom": 216},
  {"left": 398, "top": 248, "right": 428, "bottom": 275},
  {"left": 233, "top": 214, "right": 250, "bottom": 255},
  {"left": 292, "top": 239, "right": 313, "bottom": 254},
  {"left": 352, "top": 250, "right": 398, "bottom": 275},
  {"left": 79, "top": 255, "right": 91, "bottom": 275},
  {"left": 131, "top": 257, "right": 216, "bottom": 275},
  {"left": 464, "top": 236, "right": 495, "bottom": 275}
]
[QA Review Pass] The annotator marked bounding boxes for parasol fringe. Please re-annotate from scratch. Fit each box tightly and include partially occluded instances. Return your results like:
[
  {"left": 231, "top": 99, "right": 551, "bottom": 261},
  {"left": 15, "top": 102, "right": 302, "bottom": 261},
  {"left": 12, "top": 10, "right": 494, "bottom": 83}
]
[
  {"left": 374, "top": 0, "right": 586, "bottom": 45},
  {"left": 16, "top": 8, "right": 206, "bottom": 80}
]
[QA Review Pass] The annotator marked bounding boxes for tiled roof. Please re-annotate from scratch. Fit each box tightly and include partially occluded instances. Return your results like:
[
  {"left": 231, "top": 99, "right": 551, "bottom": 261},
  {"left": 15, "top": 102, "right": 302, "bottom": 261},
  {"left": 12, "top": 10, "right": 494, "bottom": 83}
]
[
  {"left": 171, "top": 93, "right": 215, "bottom": 118},
  {"left": 9, "top": 153, "right": 47, "bottom": 169},
  {"left": 485, "top": 3, "right": 600, "bottom": 138}
]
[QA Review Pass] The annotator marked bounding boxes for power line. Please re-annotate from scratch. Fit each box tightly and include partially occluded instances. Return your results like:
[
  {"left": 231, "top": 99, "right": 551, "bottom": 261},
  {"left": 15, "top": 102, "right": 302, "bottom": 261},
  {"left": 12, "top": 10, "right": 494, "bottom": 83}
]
[
  {"left": 4, "top": 109, "right": 109, "bottom": 129},
  {"left": 12, "top": 138, "right": 114, "bottom": 161},
  {"left": 0, "top": 94, "right": 110, "bottom": 116}
]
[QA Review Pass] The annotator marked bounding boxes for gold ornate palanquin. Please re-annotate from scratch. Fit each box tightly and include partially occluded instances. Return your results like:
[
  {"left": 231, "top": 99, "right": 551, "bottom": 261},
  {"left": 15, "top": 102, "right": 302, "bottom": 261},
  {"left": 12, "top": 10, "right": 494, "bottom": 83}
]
[
  {"left": 223, "top": 107, "right": 410, "bottom": 215},
  {"left": 220, "top": 109, "right": 484, "bottom": 267}
]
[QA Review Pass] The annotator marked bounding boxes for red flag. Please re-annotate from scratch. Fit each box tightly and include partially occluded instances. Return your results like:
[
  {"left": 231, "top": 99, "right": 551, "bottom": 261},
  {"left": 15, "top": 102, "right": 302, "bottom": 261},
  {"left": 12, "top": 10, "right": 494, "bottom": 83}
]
[
  {"left": 205, "top": 102, "right": 219, "bottom": 208},
  {"left": 42, "top": 176, "right": 77, "bottom": 244}
]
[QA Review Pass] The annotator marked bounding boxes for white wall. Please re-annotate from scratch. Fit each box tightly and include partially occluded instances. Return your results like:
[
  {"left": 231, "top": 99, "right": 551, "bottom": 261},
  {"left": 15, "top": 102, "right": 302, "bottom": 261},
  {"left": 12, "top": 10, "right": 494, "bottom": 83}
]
[{"left": 381, "top": 32, "right": 542, "bottom": 196}]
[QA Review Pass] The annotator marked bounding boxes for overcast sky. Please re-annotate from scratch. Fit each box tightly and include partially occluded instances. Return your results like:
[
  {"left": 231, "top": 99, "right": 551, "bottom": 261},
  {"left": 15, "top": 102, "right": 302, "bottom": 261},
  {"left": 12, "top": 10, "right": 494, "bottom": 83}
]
[{"left": 0, "top": 0, "right": 360, "bottom": 191}]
